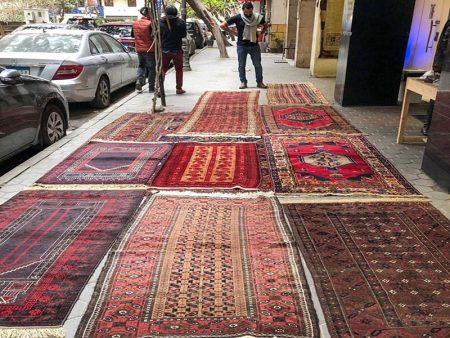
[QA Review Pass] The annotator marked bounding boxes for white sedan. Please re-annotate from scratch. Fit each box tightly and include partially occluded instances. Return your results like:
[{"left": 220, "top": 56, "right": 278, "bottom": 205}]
[{"left": 0, "top": 29, "right": 138, "bottom": 108}]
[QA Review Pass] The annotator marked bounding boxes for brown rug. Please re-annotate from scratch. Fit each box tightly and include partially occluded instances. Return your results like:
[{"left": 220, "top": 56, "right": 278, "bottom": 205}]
[
  {"left": 267, "top": 83, "right": 329, "bottom": 105},
  {"left": 284, "top": 202, "right": 450, "bottom": 337}
]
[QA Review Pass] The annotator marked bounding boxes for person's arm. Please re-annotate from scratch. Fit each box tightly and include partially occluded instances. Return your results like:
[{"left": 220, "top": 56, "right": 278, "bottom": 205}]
[
  {"left": 220, "top": 16, "right": 237, "bottom": 37},
  {"left": 180, "top": 19, "right": 187, "bottom": 38}
]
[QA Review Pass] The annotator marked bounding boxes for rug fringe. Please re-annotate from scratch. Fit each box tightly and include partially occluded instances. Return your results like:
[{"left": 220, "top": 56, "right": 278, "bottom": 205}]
[
  {"left": 0, "top": 327, "right": 65, "bottom": 338},
  {"left": 166, "top": 133, "right": 261, "bottom": 138},
  {"left": 26, "top": 184, "right": 148, "bottom": 191},
  {"left": 151, "top": 189, "right": 275, "bottom": 199},
  {"left": 277, "top": 194, "right": 429, "bottom": 204}
]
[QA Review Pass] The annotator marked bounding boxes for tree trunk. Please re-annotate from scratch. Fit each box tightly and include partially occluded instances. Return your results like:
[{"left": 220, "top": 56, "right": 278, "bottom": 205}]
[{"left": 186, "top": 0, "right": 229, "bottom": 58}]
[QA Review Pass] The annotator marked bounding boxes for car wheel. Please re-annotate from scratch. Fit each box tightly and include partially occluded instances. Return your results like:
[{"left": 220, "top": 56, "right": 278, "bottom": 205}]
[
  {"left": 91, "top": 76, "right": 110, "bottom": 108},
  {"left": 41, "top": 104, "right": 66, "bottom": 147}
]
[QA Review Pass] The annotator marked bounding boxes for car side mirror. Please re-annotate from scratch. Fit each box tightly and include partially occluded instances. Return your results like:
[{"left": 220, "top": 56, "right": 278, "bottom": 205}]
[
  {"left": 0, "top": 69, "right": 22, "bottom": 85},
  {"left": 125, "top": 46, "right": 136, "bottom": 53}
]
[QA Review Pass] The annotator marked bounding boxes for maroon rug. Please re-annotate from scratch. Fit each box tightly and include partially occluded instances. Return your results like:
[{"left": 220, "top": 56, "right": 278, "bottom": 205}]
[
  {"left": 284, "top": 202, "right": 450, "bottom": 338},
  {"left": 0, "top": 190, "right": 143, "bottom": 332},
  {"left": 37, "top": 142, "right": 172, "bottom": 185}
]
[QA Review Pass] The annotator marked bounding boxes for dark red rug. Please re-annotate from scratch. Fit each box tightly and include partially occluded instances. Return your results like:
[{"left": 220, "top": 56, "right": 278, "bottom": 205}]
[
  {"left": 264, "top": 135, "right": 420, "bottom": 196},
  {"left": 77, "top": 196, "right": 318, "bottom": 337},
  {"left": 37, "top": 142, "right": 172, "bottom": 185},
  {"left": 150, "top": 142, "right": 272, "bottom": 191},
  {"left": 260, "top": 105, "right": 360, "bottom": 135},
  {"left": 0, "top": 190, "right": 143, "bottom": 332},
  {"left": 267, "top": 83, "right": 328, "bottom": 105},
  {"left": 284, "top": 202, "right": 450, "bottom": 338}
]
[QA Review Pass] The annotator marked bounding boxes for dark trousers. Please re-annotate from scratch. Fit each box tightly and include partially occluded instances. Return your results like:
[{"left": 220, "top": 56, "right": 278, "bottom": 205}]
[
  {"left": 237, "top": 44, "right": 263, "bottom": 84},
  {"left": 161, "top": 50, "right": 183, "bottom": 89},
  {"left": 137, "top": 52, "right": 156, "bottom": 89}
]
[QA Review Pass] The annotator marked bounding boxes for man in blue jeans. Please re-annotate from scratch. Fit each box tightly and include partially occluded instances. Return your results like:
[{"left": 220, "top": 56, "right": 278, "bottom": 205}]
[{"left": 220, "top": 2, "right": 268, "bottom": 89}]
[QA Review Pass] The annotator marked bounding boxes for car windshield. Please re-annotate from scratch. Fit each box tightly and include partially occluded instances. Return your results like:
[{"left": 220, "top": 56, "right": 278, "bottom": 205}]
[
  {"left": 99, "top": 25, "right": 132, "bottom": 37},
  {"left": 0, "top": 33, "right": 82, "bottom": 53}
]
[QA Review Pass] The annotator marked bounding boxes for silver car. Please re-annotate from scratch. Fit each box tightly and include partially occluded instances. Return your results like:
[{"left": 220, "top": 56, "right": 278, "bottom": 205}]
[{"left": 0, "top": 29, "right": 138, "bottom": 108}]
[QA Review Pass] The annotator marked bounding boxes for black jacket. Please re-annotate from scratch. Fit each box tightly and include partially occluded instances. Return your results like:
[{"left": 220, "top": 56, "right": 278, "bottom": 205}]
[{"left": 160, "top": 17, "right": 187, "bottom": 51}]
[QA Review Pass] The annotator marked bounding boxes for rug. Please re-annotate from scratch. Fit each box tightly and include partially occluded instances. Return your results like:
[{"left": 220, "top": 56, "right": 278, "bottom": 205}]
[
  {"left": 77, "top": 196, "right": 318, "bottom": 337},
  {"left": 174, "top": 91, "right": 261, "bottom": 136},
  {"left": 283, "top": 202, "right": 450, "bottom": 338},
  {"left": 37, "top": 142, "right": 172, "bottom": 185},
  {"left": 264, "top": 135, "right": 420, "bottom": 196},
  {"left": 91, "top": 112, "right": 187, "bottom": 142},
  {"left": 260, "top": 105, "right": 360, "bottom": 135},
  {"left": 150, "top": 142, "right": 272, "bottom": 191},
  {"left": 267, "top": 83, "right": 329, "bottom": 105},
  {"left": 0, "top": 190, "right": 143, "bottom": 334}
]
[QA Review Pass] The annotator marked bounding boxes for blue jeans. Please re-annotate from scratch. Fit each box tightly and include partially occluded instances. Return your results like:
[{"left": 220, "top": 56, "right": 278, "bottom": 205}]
[
  {"left": 137, "top": 52, "right": 156, "bottom": 89},
  {"left": 237, "top": 44, "right": 263, "bottom": 84}
]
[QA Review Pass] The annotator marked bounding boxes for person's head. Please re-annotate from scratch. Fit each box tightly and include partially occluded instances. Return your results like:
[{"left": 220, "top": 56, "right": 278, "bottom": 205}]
[
  {"left": 242, "top": 2, "right": 254, "bottom": 17},
  {"left": 165, "top": 5, "right": 178, "bottom": 19},
  {"left": 139, "top": 6, "right": 150, "bottom": 18}
]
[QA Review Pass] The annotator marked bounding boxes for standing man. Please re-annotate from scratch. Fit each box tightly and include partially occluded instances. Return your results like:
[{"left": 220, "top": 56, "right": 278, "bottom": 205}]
[
  {"left": 160, "top": 5, "right": 187, "bottom": 95},
  {"left": 132, "top": 6, "right": 156, "bottom": 93},
  {"left": 220, "top": 2, "right": 268, "bottom": 89}
]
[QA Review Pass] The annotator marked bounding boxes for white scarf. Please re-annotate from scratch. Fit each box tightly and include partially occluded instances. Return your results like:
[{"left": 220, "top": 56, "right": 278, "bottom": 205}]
[{"left": 241, "top": 12, "right": 263, "bottom": 43}]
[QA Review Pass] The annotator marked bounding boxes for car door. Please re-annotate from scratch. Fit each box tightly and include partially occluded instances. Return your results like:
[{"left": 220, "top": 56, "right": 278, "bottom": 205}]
[
  {"left": 0, "top": 72, "right": 40, "bottom": 160},
  {"left": 88, "top": 34, "right": 122, "bottom": 90},
  {"left": 101, "top": 34, "right": 136, "bottom": 85}
]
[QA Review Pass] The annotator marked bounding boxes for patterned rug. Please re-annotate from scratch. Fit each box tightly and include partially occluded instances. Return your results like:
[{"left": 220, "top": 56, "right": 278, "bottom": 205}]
[
  {"left": 283, "top": 202, "right": 450, "bottom": 338},
  {"left": 174, "top": 91, "right": 261, "bottom": 136},
  {"left": 0, "top": 190, "right": 143, "bottom": 334},
  {"left": 264, "top": 135, "right": 420, "bottom": 196},
  {"left": 260, "top": 105, "right": 360, "bottom": 135},
  {"left": 150, "top": 142, "right": 272, "bottom": 191},
  {"left": 267, "top": 83, "right": 329, "bottom": 105},
  {"left": 37, "top": 142, "right": 172, "bottom": 185},
  {"left": 91, "top": 112, "right": 187, "bottom": 142},
  {"left": 77, "top": 196, "right": 318, "bottom": 337}
]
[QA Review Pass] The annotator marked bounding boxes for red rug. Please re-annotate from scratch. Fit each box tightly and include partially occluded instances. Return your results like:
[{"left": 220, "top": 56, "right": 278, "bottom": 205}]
[
  {"left": 260, "top": 105, "right": 360, "bottom": 135},
  {"left": 37, "top": 142, "right": 172, "bottom": 185},
  {"left": 264, "top": 135, "right": 420, "bottom": 196},
  {"left": 0, "top": 190, "right": 143, "bottom": 332},
  {"left": 267, "top": 83, "right": 329, "bottom": 105},
  {"left": 284, "top": 202, "right": 450, "bottom": 338},
  {"left": 91, "top": 112, "right": 187, "bottom": 142},
  {"left": 77, "top": 196, "right": 318, "bottom": 337},
  {"left": 175, "top": 91, "right": 261, "bottom": 136},
  {"left": 150, "top": 142, "right": 272, "bottom": 191}
]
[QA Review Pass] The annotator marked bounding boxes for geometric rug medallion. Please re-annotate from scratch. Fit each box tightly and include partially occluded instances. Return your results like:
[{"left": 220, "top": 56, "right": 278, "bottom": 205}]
[
  {"left": 260, "top": 105, "right": 360, "bottom": 135},
  {"left": 37, "top": 142, "right": 172, "bottom": 185},
  {"left": 267, "top": 83, "right": 329, "bottom": 105},
  {"left": 150, "top": 142, "right": 273, "bottom": 191},
  {"left": 264, "top": 135, "right": 420, "bottom": 196},
  {"left": 77, "top": 196, "right": 318, "bottom": 337},
  {"left": 283, "top": 202, "right": 450, "bottom": 338},
  {"left": 0, "top": 190, "right": 143, "bottom": 333},
  {"left": 91, "top": 112, "right": 187, "bottom": 142},
  {"left": 174, "top": 91, "right": 261, "bottom": 136}
]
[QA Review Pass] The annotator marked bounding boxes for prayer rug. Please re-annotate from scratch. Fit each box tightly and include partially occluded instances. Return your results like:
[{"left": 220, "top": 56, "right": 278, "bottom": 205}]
[
  {"left": 174, "top": 91, "right": 261, "bottom": 136},
  {"left": 37, "top": 142, "right": 172, "bottom": 185},
  {"left": 91, "top": 112, "right": 187, "bottom": 142},
  {"left": 0, "top": 190, "right": 143, "bottom": 334},
  {"left": 267, "top": 83, "right": 329, "bottom": 105},
  {"left": 150, "top": 142, "right": 272, "bottom": 191},
  {"left": 264, "top": 135, "right": 420, "bottom": 196},
  {"left": 77, "top": 196, "right": 318, "bottom": 337},
  {"left": 283, "top": 202, "right": 450, "bottom": 338},
  {"left": 260, "top": 105, "right": 360, "bottom": 135}
]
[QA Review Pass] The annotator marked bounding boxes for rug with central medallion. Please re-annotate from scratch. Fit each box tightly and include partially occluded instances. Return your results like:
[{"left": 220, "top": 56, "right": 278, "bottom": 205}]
[
  {"left": 150, "top": 142, "right": 272, "bottom": 191},
  {"left": 91, "top": 112, "right": 187, "bottom": 142},
  {"left": 267, "top": 83, "right": 329, "bottom": 105},
  {"left": 77, "top": 196, "right": 318, "bottom": 338},
  {"left": 283, "top": 202, "right": 450, "bottom": 338},
  {"left": 174, "top": 91, "right": 261, "bottom": 136},
  {"left": 264, "top": 135, "right": 421, "bottom": 197},
  {"left": 0, "top": 190, "right": 143, "bottom": 336},
  {"left": 37, "top": 142, "right": 172, "bottom": 185},
  {"left": 260, "top": 105, "right": 360, "bottom": 135}
]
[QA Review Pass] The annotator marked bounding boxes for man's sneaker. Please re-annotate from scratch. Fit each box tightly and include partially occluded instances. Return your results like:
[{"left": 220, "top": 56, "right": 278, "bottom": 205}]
[
  {"left": 149, "top": 86, "right": 155, "bottom": 93},
  {"left": 257, "top": 82, "right": 268, "bottom": 89},
  {"left": 239, "top": 82, "right": 247, "bottom": 89},
  {"left": 135, "top": 82, "right": 143, "bottom": 93},
  {"left": 176, "top": 89, "right": 186, "bottom": 95}
]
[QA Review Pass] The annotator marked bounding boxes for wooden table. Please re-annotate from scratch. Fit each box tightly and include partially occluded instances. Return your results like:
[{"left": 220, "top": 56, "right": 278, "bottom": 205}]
[{"left": 397, "top": 77, "right": 438, "bottom": 144}]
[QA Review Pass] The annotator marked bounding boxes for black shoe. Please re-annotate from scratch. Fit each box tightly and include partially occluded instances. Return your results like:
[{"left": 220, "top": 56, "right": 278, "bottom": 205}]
[
  {"left": 421, "top": 125, "right": 428, "bottom": 136},
  {"left": 149, "top": 87, "right": 155, "bottom": 93},
  {"left": 135, "top": 82, "right": 143, "bottom": 93}
]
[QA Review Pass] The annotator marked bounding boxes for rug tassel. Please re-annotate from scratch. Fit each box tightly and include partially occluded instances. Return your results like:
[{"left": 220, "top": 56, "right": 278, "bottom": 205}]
[
  {"left": 166, "top": 133, "right": 262, "bottom": 138},
  {"left": 26, "top": 184, "right": 148, "bottom": 191},
  {"left": 151, "top": 189, "right": 275, "bottom": 199},
  {"left": 0, "top": 327, "right": 65, "bottom": 338}
]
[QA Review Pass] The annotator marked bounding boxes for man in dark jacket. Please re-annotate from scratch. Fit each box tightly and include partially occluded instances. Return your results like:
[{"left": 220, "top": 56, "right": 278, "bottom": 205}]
[
  {"left": 132, "top": 7, "right": 156, "bottom": 93},
  {"left": 160, "top": 5, "right": 187, "bottom": 94}
]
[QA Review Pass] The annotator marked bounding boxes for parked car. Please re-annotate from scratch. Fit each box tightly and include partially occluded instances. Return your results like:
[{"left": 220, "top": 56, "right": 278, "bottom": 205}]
[
  {"left": 99, "top": 22, "right": 134, "bottom": 47},
  {"left": 186, "top": 18, "right": 206, "bottom": 49},
  {"left": 0, "top": 29, "right": 139, "bottom": 108},
  {"left": 66, "top": 17, "right": 98, "bottom": 30},
  {"left": 12, "top": 23, "right": 88, "bottom": 33},
  {"left": 0, "top": 66, "right": 69, "bottom": 162}
]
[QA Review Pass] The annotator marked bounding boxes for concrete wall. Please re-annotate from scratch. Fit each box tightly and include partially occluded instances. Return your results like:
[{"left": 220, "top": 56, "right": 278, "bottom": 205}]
[
  {"left": 269, "top": 0, "right": 287, "bottom": 51},
  {"left": 294, "top": 0, "right": 315, "bottom": 68},
  {"left": 284, "top": 0, "right": 298, "bottom": 59}
]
